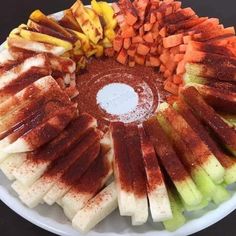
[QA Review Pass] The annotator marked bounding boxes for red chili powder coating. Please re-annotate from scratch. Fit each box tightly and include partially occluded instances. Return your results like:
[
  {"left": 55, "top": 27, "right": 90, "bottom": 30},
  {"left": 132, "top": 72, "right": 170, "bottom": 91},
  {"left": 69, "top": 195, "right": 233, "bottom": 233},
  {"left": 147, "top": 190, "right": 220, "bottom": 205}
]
[
  {"left": 27, "top": 113, "right": 95, "bottom": 163},
  {"left": 125, "top": 124, "right": 147, "bottom": 198},
  {"left": 139, "top": 127, "right": 163, "bottom": 191},
  {"left": 69, "top": 149, "right": 112, "bottom": 194},
  {"left": 75, "top": 57, "right": 169, "bottom": 131},
  {"left": 110, "top": 122, "right": 134, "bottom": 193},
  {"left": 143, "top": 117, "right": 189, "bottom": 182},
  {"left": 44, "top": 129, "right": 100, "bottom": 178}
]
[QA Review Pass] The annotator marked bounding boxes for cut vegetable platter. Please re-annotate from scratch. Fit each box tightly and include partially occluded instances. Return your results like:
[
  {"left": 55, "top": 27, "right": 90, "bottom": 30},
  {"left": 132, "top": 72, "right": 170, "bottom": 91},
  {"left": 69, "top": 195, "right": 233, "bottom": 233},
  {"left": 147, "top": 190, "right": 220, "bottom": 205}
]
[{"left": 0, "top": 0, "right": 236, "bottom": 235}]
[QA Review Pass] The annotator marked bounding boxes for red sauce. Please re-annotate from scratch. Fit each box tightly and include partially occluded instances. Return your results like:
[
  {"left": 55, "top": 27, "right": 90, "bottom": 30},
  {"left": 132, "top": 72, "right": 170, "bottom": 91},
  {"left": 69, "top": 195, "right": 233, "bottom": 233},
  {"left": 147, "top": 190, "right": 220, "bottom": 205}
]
[{"left": 75, "top": 57, "right": 168, "bottom": 131}]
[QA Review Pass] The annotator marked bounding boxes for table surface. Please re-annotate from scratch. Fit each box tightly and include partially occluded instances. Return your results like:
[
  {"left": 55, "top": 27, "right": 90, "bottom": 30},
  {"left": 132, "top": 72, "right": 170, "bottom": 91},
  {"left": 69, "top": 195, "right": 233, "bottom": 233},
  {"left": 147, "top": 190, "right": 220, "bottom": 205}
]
[{"left": 0, "top": 0, "right": 235, "bottom": 235}]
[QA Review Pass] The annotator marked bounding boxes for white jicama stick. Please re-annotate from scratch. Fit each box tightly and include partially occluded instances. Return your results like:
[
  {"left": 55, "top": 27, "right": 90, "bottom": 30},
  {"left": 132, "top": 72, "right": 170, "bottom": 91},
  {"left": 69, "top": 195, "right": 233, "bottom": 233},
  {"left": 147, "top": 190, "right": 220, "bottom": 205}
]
[
  {"left": 7, "top": 37, "right": 66, "bottom": 56},
  {"left": 13, "top": 114, "right": 97, "bottom": 186},
  {"left": 19, "top": 130, "right": 100, "bottom": 208},
  {"left": 0, "top": 54, "right": 48, "bottom": 89},
  {"left": 48, "top": 54, "right": 76, "bottom": 74},
  {"left": 110, "top": 122, "right": 135, "bottom": 216},
  {"left": 0, "top": 75, "right": 58, "bottom": 122},
  {"left": 0, "top": 48, "right": 14, "bottom": 65},
  {"left": 43, "top": 143, "right": 100, "bottom": 205},
  {"left": 61, "top": 150, "right": 113, "bottom": 220},
  {"left": 0, "top": 153, "right": 27, "bottom": 180},
  {"left": 11, "top": 180, "right": 29, "bottom": 196},
  {"left": 72, "top": 182, "right": 118, "bottom": 233},
  {"left": 139, "top": 127, "right": 172, "bottom": 222},
  {"left": 124, "top": 125, "right": 148, "bottom": 226},
  {"left": 4, "top": 105, "right": 75, "bottom": 153},
  {"left": 0, "top": 150, "right": 11, "bottom": 164}
]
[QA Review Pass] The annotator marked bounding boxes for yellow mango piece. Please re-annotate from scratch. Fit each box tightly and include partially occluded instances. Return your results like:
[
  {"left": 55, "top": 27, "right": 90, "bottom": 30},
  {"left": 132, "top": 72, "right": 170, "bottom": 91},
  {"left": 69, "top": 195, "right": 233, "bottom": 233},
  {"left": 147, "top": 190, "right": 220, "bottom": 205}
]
[
  {"left": 30, "top": 10, "right": 73, "bottom": 38},
  {"left": 20, "top": 29, "right": 73, "bottom": 51},
  {"left": 91, "top": 0, "right": 103, "bottom": 16},
  {"left": 105, "top": 28, "right": 116, "bottom": 42},
  {"left": 71, "top": 0, "right": 103, "bottom": 44},
  {"left": 98, "top": 2, "right": 117, "bottom": 29},
  {"left": 102, "top": 37, "right": 112, "bottom": 48},
  {"left": 94, "top": 44, "right": 104, "bottom": 57},
  {"left": 85, "top": 7, "right": 103, "bottom": 38}
]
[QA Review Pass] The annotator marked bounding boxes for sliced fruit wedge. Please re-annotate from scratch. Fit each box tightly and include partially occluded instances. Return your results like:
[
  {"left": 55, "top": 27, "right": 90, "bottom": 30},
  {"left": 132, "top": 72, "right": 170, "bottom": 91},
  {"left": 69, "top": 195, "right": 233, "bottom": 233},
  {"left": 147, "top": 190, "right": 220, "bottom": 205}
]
[
  {"left": 72, "top": 182, "right": 118, "bottom": 233},
  {"left": 13, "top": 114, "right": 97, "bottom": 186},
  {"left": 143, "top": 117, "right": 202, "bottom": 206},
  {"left": 159, "top": 102, "right": 225, "bottom": 184},
  {"left": 19, "top": 129, "right": 100, "bottom": 208},
  {"left": 61, "top": 149, "right": 113, "bottom": 220},
  {"left": 29, "top": 10, "right": 74, "bottom": 40},
  {"left": 181, "top": 86, "right": 236, "bottom": 156},
  {"left": 20, "top": 28, "right": 73, "bottom": 50},
  {"left": 124, "top": 125, "right": 148, "bottom": 225},
  {"left": 175, "top": 99, "right": 236, "bottom": 185},
  {"left": 71, "top": 0, "right": 103, "bottom": 44},
  {"left": 139, "top": 127, "right": 172, "bottom": 222},
  {"left": 110, "top": 122, "right": 135, "bottom": 216}
]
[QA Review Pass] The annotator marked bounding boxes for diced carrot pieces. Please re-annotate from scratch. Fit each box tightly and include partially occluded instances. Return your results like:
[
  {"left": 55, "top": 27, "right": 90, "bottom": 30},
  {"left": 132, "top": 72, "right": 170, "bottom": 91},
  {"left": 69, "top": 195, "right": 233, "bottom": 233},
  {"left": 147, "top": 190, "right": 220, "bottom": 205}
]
[
  {"left": 160, "top": 64, "right": 166, "bottom": 72},
  {"left": 176, "top": 59, "right": 186, "bottom": 74},
  {"left": 139, "top": 26, "right": 144, "bottom": 36},
  {"left": 121, "top": 26, "right": 136, "bottom": 38},
  {"left": 159, "top": 27, "right": 167, "bottom": 37},
  {"left": 164, "top": 81, "right": 179, "bottom": 95},
  {"left": 127, "top": 44, "right": 137, "bottom": 56},
  {"left": 150, "top": 56, "right": 161, "bottom": 66},
  {"left": 163, "top": 34, "right": 183, "bottom": 48},
  {"left": 137, "top": 43, "right": 150, "bottom": 55},
  {"left": 160, "top": 53, "right": 169, "bottom": 65},
  {"left": 128, "top": 56, "right": 135, "bottom": 67},
  {"left": 126, "top": 12, "right": 138, "bottom": 26},
  {"left": 124, "top": 38, "right": 131, "bottom": 49},
  {"left": 150, "top": 12, "right": 157, "bottom": 23},
  {"left": 132, "top": 35, "right": 144, "bottom": 43},
  {"left": 179, "top": 44, "right": 187, "bottom": 52},
  {"left": 173, "top": 74, "right": 183, "bottom": 84},
  {"left": 167, "top": 95, "right": 178, "bottom": 105},
  {"left": 104, "top": 47, "right": 115, "bottom": 57},
  {"left": 143, "top": 32, "right": 154, "bottom": 43},
  {"left": 113, "top": 36, "right": 123, "bottom": 52},
  {"left": 174, "top": 53, "right": 184, "bottom": 62},
  {"left": 134, "top": 53, "right": 145, "bottom": 65},
  {"left": 150, "top": 45, "right": 158, "bottom": 54},
  {"left": 165, "top": 6, "right": 173, "bottom": 16},
  {"left": 183, "top": 35, "right": 192, "bottom": 44},
  {"left": 144, "top": 23, "right": 153, "bottom": 31},
  {"left": 117, "top": 48, "right": 128, "bottom": 64}
]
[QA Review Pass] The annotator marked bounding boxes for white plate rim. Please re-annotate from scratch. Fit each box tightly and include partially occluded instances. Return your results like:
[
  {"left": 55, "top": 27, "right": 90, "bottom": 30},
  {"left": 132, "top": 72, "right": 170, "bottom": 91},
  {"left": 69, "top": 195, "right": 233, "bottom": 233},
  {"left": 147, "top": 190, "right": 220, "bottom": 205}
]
[{"left": 0, "top": 8, "right": 236, "bottom": 236}]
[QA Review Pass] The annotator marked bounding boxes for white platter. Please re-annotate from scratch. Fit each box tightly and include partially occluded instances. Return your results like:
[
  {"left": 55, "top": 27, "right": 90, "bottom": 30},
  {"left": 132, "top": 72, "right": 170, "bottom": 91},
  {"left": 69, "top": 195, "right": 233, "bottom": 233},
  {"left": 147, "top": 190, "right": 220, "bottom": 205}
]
[{"left": 0, "top": 9, "right": 236, "bottom": 236}]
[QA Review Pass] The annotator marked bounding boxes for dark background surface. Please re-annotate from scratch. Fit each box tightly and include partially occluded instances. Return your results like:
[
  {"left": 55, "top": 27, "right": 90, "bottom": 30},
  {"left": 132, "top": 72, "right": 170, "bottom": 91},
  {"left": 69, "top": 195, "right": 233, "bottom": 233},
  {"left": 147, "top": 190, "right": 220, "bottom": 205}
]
[{"left": 0, "top": 0, "right": 235, "bottom": 235}]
